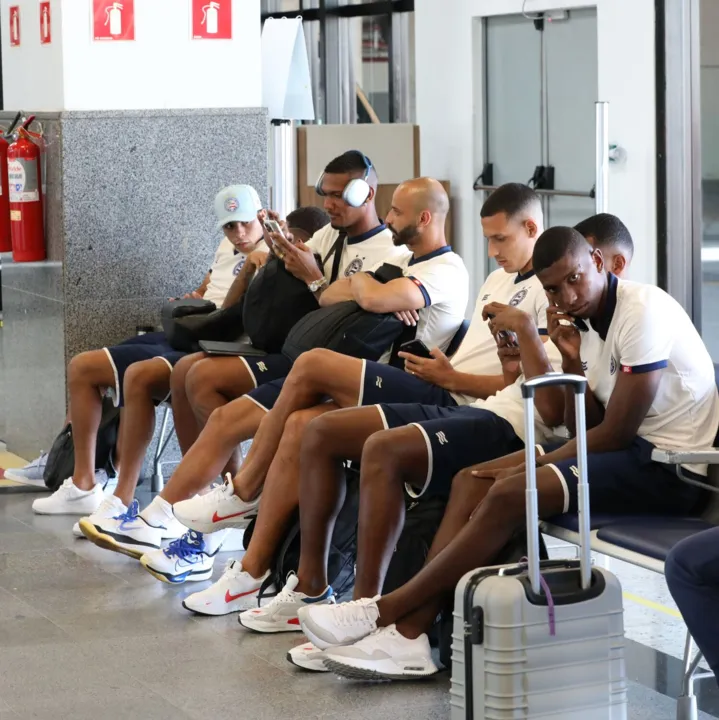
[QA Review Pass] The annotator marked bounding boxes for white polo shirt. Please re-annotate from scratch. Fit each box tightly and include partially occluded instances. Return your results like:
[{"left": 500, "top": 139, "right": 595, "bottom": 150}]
[
  {"left": 401, "top": 247, "right": 469, "bottom": 353},
  {"left": 579, "top": 274, "right": 719, "bottom": 474},
  {"left": 204, "top": 238, "right": 267, "bottom": 306},
  {"left": 449, "top": 268, "right": 550, "bottom": 405},
  {"left": 307, "top": 223, "right": 411, "bottom": 282}
]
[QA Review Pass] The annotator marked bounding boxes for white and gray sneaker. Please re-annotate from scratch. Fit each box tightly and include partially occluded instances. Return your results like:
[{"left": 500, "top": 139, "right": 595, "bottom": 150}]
[
  {"left": 182, "top": 559, "right": 271, "bottom": 616},
  {"left": 73, "top": 495, "right": 127, "bottom": 540},
  {"left": 79, "top": 499, "right": 185, "bottom": 560},
  {"left": 323, "top": 625, "right": 439, "bottom": 681},
  {"left": 298, "top": 596, "right": 380, "bottom": 650},
  {"left": 4, "top": 452, "right": 48, "bottom": 486},
  {"left": 238, "top": 573, "right": 335, "bottom": 634},
  {"left": 32, "top": 478, "right": 105, "bottom": 516},
  {"left": 140, "top": 530, "right": 217, "bottom": 584},
  {"left": 287, "top": 642, "right": 330, "bottom": 673}
]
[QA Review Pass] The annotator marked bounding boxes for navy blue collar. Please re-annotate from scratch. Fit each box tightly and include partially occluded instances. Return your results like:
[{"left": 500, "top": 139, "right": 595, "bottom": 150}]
[
  {"left": 574, "top": 273, "right": 618, "bottom": 339},
  {"left": 515, "top": 269, "right": 536, "bottom": 284},
  {"left": 347, "top": 223, "right": 387, "bottom": 245},
  {"left": 408, "top": 246, "right": 452, "bottom": 266}
]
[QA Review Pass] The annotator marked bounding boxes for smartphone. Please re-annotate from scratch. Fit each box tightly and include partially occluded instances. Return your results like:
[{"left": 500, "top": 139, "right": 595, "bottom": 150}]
[
  {"left": 485, "top": 313, "right": 518, "bottom": 347},
  {"left": 399, "top": 339, "right": 432, "bottom": 359},
  {"left": 264, "top": 219, "right": 285, "bottom": 240}
]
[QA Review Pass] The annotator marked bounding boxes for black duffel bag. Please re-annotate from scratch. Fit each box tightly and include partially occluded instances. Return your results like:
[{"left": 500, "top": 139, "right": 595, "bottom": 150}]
[{"left": 161, "top": 298, "right": 220, "bottom": 353}]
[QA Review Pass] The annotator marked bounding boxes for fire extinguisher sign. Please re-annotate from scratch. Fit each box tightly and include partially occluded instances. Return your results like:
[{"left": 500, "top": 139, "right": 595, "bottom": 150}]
[
  {"left": 192, "top": 0, "right": 232, "bottom": 40},
  {"left": 40, "top": 2, "right": 51, "bottom": 45},
  {"left": 9, "top": 6, "right": 20, "bottom": 47},
  {"left": 93, "top": 0, "right": 135, "bottom": 42},
  {"left": 8, "top": 160, "right": 40, "bottom": 204}
]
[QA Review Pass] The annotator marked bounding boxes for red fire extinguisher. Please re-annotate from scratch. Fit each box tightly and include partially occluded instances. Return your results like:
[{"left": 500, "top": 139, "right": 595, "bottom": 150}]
[
  {"left": 8, "top": 115, "right": 45, "bottom": 262},
  {"left": 0, "top": 112, "right": 22, "bottom": 253}
]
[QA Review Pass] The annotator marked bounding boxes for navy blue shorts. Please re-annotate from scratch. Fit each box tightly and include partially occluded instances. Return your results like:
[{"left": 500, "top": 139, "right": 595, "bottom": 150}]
[
  {"left": 541, "top": 436, "right": 707, "bottom": 516},
  {"left": 378, "top": 403, "right": 524, "bottom": 500},
  {"left": 359, "top": 360, "right": 457, "bottom": 407},
  {"left": 104, "top": 332, "right": 185, "bottom": 408},
  {"left": 239, "top": 353, "right": 292, "bottom": 392},
  {"left": 246, "top": 377, "right": 287, "bottom": 412}
]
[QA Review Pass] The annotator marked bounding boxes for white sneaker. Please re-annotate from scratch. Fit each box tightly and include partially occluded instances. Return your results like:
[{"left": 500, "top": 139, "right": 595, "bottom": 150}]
[
  {"left": 79, "top": 499, "right": 185, "bottom": 560},
  {"left": 73, "top": 495, "right": 127, "bottom": 541},
  {"left": 287, "top": 642, "right": 330, "bottom": 673},
  {"left": 140, "top": 530, "right": 216, "bottom": 584},
  {"left": 4, "top": 452, "right": 48, "bottom": 486},
  {"left": 173, "top": 475, "right": 259, "bottom": 534},
  {"left": 323, "top": 625, "right": 439, "bottom": 681},
  {"left": 32, "top": 478, "right": 105, "bottom": 516},
  {"left": 182, "top": 559, "right": 270, "bottom": 616},
  {"left": 238, "top": 574, "right": 335, "bottom": 634},
  {"left": 298, "top": 596, "right": 380, "bottom": 650}
]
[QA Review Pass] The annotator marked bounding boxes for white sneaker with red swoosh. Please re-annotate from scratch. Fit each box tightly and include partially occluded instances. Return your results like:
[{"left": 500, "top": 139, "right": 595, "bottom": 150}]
[
  {"left": 173, "top": 475, "right": 259, "bottom": 534},
  {"left": 181, "top": 559, "right": 272, "bottom": 616}
]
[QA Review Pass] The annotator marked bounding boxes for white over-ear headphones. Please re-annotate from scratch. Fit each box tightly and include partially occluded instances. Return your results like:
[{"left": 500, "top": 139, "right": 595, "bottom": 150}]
[{"left": 315, "top": 151, "right": 373, "bottom": 208}]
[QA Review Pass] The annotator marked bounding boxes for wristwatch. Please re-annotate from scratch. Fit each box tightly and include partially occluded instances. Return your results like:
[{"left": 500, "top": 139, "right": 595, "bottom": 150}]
[{"left": 308, "top": 276, "right": 328, "bottom": 293}]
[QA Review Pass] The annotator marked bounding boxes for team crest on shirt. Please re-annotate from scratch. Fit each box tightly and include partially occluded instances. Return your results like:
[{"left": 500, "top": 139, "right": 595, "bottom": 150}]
[
  {"left": 509, "top": 288, "right": 528, "bottom": 307},
  {"left": 482, "top": 294, "right": 490, "bottom": 301},
  {"left": 233, "top": 258, "right": 246, "bottom": 276},
  {"left": 345, "top": 258, "right": 364, "bottom": 276},
  {"left": 610, "top": 355, "right": 617, "bottom": 375},
  {"left": 224, "top": 198, "right": 239, "bottom": 212}
]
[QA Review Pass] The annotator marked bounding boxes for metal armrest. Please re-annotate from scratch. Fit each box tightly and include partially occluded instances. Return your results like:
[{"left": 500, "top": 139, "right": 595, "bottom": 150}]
[{"left": 651, "top": 448, "right": 719, "bottom": 464}]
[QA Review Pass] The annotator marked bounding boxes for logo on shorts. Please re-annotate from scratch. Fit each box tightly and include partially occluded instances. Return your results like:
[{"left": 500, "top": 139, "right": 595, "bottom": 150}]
[
  {"left": 224, "top": 197, "right": 239, "bottom": 212},
  {"left": 581, "top": 361, "right": 588, "bottom": 371},
  {"left": 436, "top": 431, "right": 449, "bottom": 446},
  {"left": 570, "top": 465, "right": 579, "bottom": 478},
  {"left": 509, "top": 288, "right": 528, "bottom": 307},
  {"left": 610, "top": 355, "right": 617, "bottom": 375},
  {"left": 345, "top": 258, "right": 364, "bottom": 276},
  {"left": 233, "top": 258, "right": 246, "bottom": 276},
  {"left": 257, "top": 362, "right": 268, "bottom": 373},
  {"left": 375, "top": 376, "right": 383, "bottom": 389}
]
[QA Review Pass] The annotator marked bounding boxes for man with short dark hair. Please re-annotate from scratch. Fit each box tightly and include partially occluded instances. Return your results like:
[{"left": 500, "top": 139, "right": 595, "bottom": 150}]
[
  {"left": 301, "top": 224, "right": 719, "bottom": 681},
  {"left": 573, "top": 213, "right": 634, "bottom": 277}
]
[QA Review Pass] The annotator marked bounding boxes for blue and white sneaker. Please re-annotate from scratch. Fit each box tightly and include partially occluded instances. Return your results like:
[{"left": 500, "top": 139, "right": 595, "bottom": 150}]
[
  {"left": 79, "top": 499, "right": 185, "bottom": 560},
  {"left": 140, "top": 531, "right": 216, "bottom": 584},
  {"left": 238, "top": 573, "right": 335, "bottom": 634}
]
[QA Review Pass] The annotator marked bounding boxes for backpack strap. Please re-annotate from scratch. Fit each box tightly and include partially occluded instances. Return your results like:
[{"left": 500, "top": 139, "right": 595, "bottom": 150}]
[
  {"left": 388, "top": 321, "right": 418, "bottom": 369},
  {"left": 321, "top": 233, "right": 347, "bottom": 284}
]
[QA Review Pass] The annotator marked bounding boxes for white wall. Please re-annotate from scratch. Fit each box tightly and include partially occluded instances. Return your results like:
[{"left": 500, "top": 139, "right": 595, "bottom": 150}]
[
  {"left": 1, "top": 0, "right": 262, "bottom": 111},
  {"left": 700, "top": 0, "right": 719, "bottom": 179},
  {"left": 415, "top": 0, "right": 658, "bottom": 293},
  {"left": 0, "top": 0, "right": 65, "bottom": 110}
]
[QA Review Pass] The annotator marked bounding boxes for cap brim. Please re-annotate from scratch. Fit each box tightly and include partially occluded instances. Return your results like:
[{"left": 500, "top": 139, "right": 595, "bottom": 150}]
[{"left": 216, "top": 212, "right": 257, "bottom": 230}]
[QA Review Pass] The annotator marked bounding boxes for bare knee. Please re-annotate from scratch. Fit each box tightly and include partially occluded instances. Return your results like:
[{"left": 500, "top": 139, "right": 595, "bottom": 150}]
[
  {"left": 303, "top": 411, "right": 337, "bottom": 457},
  {"left": 284, "top": 408, "right": 324, "bottom": 444},
  {"left": 171, "top": 352, "right": 204, "bottom": 395},
  {"left": 482, "top": 476, "right": 526, "bottom": 520},
  {"left": 124, "top": 360, "right": 169, "bottom": 403},
  {"left": 185, "top": 357, "right": 217, "bottom": 405},
  {"left": 68, "top": 350, "right": 108, "bottom": 387},
  {"left": 287, "top": 349, "right": 337, "bottom": 390},
  {"left": 361, "top": 427, "right": 419, "bottom": 483}
]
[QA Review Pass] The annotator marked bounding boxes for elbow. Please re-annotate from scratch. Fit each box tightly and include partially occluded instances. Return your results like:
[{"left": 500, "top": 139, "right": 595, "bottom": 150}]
[
  {"left": 541, "top": 407, "right": 566, "bottom": 431},
  {"left": 595, "top": 423, "right": 636, "bottom": 452},
  {"left": 355, "top": 293, "right": 384, "bottom": 313}
]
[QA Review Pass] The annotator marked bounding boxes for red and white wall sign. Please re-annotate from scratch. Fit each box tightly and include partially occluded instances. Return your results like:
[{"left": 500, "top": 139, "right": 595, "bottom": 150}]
[
  {"left": 39, "top": 1, "right": 52, "bottom": 45},
  {"left": 93, "top": 0, "right": 135, "bottom": 42},
  {"left": 9, "top": 6, "right": 20, "bottom": 47},
  {"left": 192, "top": 0, "right": 232, "bottom": 40}
]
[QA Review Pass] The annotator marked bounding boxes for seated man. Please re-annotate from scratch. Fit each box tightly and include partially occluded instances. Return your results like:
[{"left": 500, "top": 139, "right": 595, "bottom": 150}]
[
  {"left": 74, "top": 206, "right": 330, "bottom": 550},
  {"left": 167, "top": 183, "right": 554, "bottom": 608},
  {"left": 298, "top": 225, "right": 719, "bottom": 681},
  {"left": 31, "top": 184, "right": 266, "bottom": 521},
  {"left": 84, "top": 175, "right": 466, "bottom": 562}
]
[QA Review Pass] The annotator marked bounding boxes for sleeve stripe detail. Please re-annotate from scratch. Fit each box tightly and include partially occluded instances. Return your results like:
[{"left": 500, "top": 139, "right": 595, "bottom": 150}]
[
  {"left": 620, "top": 360, "right": 669, "bottom": 374},
  {"left": 408, "top": 276, "right": 431, "bottom": 308},
  {"left": 538, "top": 328, "right": 549, "bottom": 336}
]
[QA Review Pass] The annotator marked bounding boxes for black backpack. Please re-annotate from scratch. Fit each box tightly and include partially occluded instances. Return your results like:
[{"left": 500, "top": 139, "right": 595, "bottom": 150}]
[
  {"left": 43, "top": 397, "right": 121, "bottom": 491},
  {"left": 242, "top": 236, "right": 345, "bottom": 353},
  {"left": 242, "top": 466, "right": 360, "bottom": 603}
]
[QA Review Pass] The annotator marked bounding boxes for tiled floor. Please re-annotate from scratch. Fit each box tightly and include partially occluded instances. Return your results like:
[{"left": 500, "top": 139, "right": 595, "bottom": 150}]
[{"left": 0, "top": 484, "right": 715, "bottom": 719}]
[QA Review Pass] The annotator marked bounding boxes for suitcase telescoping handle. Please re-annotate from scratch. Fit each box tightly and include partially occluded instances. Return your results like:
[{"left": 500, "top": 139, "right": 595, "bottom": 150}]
[{"left": 521, "top": 373, "right": 590, "bottom": 595}]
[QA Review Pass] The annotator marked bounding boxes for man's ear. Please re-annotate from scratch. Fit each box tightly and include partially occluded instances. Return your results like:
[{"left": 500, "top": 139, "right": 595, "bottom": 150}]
[
  {"left": 612, "top": 254, "right": 627, "bottom": 278},
  {"left": 591, "top": 247, "right": 605, "bottom": 273},
  {"left": 525, "top": 219, "right": 539, "bottom": 238}
]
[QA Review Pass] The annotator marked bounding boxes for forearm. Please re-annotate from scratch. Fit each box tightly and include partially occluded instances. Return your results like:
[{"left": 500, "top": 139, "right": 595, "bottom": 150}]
[
  {"left": 221, "top": 263, "right": 256, "bottom": 309},
  {"left": 560, "top": 358, "right": 605, "bottom": 433},
  {"left": 537, "top": 422, "right": 632, "bottom": 467},
  {"left": 194, "top": 272, "right": 211, "bottom": 297},
  {"left": 515, "top": 325, "right": 564, "bottom": 428},
  {"left": 320, "top": 278, "right": 354, "bottom": 307},
  {"left": 446, "top": 371, "right": 508, "bottom": 400}
]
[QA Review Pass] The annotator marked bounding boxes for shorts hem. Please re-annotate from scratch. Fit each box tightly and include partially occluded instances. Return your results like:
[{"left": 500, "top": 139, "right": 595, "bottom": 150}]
[
  {"left": 545, "top": 462, "right": 570, "bottom": 514},
  {"left": 357, "top": 360, "right": 367, "bottom": 406},
  {"left": 404, "top": 422, "right": 433, "bottom": 500},
  {"left": 155, "top": 356, "right": 174, "bottom": 404},
  {"left": 239, "top": 356, "right": 258, "bottom": 389},
  {"left": 103, "top": 347, "right": 121, "bottom": 408},
  {"left": 245, "top": 394, "right": 270, "bottom": 413},
  {"left": 375, "top": 404, "right": 389, "bottom": 430}
]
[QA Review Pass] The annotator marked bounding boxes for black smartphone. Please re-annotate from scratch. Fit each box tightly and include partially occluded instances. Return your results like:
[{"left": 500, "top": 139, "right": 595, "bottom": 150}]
[
  {"left": 399, "top": 339, "right": 432, "bottom": 359},
  {"left": 485, "top": 313, "right": 518, "bottom": 347}
]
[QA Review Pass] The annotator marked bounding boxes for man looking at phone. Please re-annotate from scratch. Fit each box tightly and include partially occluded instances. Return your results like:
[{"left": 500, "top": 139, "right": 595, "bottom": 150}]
[{"left": 301, "top": 225, "right": 717, "bottom": 682}]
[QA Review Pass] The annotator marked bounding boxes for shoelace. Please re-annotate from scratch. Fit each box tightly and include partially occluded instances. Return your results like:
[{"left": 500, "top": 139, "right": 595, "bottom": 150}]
[
  {"left": 116, "top": 500, "right": 141, "bottom": 527},
  {"left": 165, "top": 532, "right": 204, "bottom": 560},
  {"left": 265, "top": 582, "right": 299, "bottom": 609},
  {"left": 28, "top": 452, "right": 48, "bottom": 470},
  {"left": 332, "top": 599, "right": 378, "bottom": 629}
]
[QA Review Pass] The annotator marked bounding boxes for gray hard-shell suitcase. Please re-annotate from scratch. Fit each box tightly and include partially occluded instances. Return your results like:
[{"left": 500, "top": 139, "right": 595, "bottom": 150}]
[{"left": 450, "top": 373, "right": 628, "bottom": 720}]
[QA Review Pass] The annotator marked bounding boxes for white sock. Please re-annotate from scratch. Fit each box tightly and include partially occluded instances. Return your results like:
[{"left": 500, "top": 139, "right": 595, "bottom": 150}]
[
  {"left": 203, "top": 529, "right": 230, "bottom": 555},
  {"left": 140, "top": 496, "right": 174, "bottom": 526}
]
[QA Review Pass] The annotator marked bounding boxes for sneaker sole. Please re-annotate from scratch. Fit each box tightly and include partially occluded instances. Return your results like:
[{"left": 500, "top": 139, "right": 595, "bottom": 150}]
[
  {"left": 182, "top": 598, "right": 256, "bottom": 616},
  {"left": 33, "top": 503, "right": 103, "bottom": 516},
  {"left": 286, "top": 651, "right": 330, "bottom": 673},
  {"left": 323, "top": 657, "right": 439, "bottom": 682},
  {"left": 140, "top": 556, "right": 213, "bottom": 585},
  {"left": 238, "top": 614, "right": 303, "bottom": 634},
  {"left": 78, "top": 519, "right": 156, "bottom": 561}
]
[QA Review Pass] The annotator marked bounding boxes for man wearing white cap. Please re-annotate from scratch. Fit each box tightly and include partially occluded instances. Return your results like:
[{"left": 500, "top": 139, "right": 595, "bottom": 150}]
[{"left": 30, "top": 185, "right": 267, "bottom": 522}]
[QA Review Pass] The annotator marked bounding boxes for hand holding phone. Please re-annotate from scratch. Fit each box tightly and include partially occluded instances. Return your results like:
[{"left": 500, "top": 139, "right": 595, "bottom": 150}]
[{"left": 399, "top": 339, "right": 432, "bottom": 360}]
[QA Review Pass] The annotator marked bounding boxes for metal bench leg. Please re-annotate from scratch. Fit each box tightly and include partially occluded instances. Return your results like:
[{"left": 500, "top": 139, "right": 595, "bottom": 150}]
[
  {"left": 676, "top": 632, "right": 714, "bottom": 720},
  {"left": 151, "top": 406, "right": 172, "bottom": 493}
]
